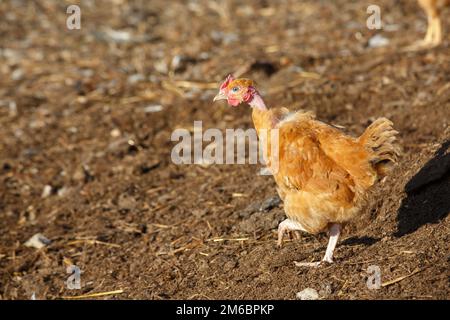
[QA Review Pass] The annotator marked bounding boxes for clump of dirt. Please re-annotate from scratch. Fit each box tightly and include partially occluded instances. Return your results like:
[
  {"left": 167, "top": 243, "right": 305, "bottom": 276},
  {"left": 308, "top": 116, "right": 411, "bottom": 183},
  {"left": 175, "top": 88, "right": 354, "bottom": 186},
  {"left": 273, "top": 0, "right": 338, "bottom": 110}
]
[{"left": 0, "top": 0, "right": 448, "bottom": 300}]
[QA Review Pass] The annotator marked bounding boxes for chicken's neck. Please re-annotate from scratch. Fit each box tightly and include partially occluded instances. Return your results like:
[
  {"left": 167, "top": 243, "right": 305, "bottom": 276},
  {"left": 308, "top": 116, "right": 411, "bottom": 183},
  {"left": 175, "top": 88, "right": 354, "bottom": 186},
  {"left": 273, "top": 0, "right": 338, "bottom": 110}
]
[
  {"left": 250, "top": 93, "right": 276, "bottom": 169},
  {"left": 249, "top": 93, "right": 273, "bottom": 133},
  {"left": 248, "top": 91, "right": 267, "bottom": 111}
]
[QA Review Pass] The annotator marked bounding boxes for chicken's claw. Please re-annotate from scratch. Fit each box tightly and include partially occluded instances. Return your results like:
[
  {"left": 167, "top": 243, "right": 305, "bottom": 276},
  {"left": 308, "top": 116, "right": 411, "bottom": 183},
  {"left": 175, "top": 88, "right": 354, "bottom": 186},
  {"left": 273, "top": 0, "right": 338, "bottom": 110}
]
[
  {"left": 277, "top": 219, "right": 306, "bottom": 248},
  {"left": 294, "top": 258, "right": 333, "bottom": 268},
  {"left": 403, "top": 40, "right": 436, "bottom": 52},
  {"left": 294, "top": 261, "right": 323, "bottom": 268},
  {"left": 277, "top": 231, "right": 285, "bottom": 248}
]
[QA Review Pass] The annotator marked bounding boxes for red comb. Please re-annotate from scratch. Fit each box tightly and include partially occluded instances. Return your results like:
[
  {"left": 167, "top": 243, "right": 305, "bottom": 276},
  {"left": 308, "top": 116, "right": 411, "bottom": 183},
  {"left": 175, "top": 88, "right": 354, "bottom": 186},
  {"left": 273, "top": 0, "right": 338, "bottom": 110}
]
[{"left": 220, "top": 74, "right": 235, "bottom": 90}]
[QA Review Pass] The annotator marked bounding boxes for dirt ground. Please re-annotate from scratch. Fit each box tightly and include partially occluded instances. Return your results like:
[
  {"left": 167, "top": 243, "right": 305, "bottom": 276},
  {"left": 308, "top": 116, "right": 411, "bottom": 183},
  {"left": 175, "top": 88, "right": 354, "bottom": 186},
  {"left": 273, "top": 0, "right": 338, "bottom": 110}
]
[{"left": 0, "top": 0, "right": 449, "bottom": 300}]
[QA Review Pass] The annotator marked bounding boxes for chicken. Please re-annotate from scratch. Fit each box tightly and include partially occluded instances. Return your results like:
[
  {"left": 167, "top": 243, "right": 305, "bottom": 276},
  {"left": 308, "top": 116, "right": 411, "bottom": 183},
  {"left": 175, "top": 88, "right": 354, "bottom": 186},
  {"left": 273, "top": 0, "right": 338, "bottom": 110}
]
[
  {"left": 416, "top": 0, "right": 449, "bottom": 47},
  {"left": 213, "top": 75, "right": 400, "bottom": 266}
]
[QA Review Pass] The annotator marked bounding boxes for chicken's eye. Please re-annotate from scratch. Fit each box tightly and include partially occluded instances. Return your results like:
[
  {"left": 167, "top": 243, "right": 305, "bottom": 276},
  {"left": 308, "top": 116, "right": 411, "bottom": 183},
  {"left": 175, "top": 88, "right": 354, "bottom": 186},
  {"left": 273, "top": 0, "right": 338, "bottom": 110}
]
[{"left": 231, "top": 86, "right": 240, "bottom": 93}]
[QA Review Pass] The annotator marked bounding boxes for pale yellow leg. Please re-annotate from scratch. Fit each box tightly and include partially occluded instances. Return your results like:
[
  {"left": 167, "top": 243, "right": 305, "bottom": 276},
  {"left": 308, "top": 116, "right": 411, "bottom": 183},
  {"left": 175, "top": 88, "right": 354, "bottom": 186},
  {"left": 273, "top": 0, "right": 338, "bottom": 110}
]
[
  {"left": 294, "top": 223, "right": 341, "bottom": 268},
  {"left": 404, "top": 14, "right": 442, "bottom": 51},
  {"left": 424, "top": 15, "right": 434, "bottom": 44},
  {"left": 431, "top": 17, "right": 442, "bottom": 46}
]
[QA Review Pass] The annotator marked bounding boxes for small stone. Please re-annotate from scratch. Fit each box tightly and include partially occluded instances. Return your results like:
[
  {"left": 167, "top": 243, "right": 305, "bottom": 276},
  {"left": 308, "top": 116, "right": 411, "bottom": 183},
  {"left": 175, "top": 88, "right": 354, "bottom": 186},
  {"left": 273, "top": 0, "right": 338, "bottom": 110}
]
[
  {"left": 57, "top": 187, "right": 69, "bottom": 197},
  {"left": 100, "top": 28, "right": 132, "bottom": 43},
  {"left": 127, "top": 74, "right": 145, "bottom": 84},
  {"left": 8, "top": 101, "right": 18, "bottom": 117},
  {"left": 41, "top": 185, "right": 52, "bottom": 198},
  {"left": 144, "top": 104, "right": 163, "bottom": 113},
  {"left": 171, "top": 55, "right": 183, "bottom": 71},
  {"left": 382, "top": 76, "right": 391, "bottom": 85},
  {"left": 110, "top": 128, "right": 121, "bottom": 137},
  {"left": 11, "top": 68, "right": 24, "bottom": 81},
  {"left": 154, "top": 59, "right": 168, "bottom": 74},
  {"left": 76, "top": 96, "right": 87, "bottom": 104},
  {"left": 24, "top": 233, "right": 51, "bottom": 249},
  {"left": 210, "top": 31, "right": 238, "bottom": 44},
  {"left": 68, "top": 126, "right": 78, "bottom": 134},
  {"left": 368, "top": 34, "right": 389, "bottom": 48},
  {"left": 296, "top": 288, "right": 320, "bottom": 300}
]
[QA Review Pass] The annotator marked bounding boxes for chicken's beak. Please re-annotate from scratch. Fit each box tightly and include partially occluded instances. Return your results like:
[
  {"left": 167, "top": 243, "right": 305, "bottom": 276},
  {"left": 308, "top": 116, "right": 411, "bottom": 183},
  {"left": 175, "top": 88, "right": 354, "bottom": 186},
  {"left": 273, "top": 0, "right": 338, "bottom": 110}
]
[{"left": 213, "top": 92, "right": 227, "bottom": 102}]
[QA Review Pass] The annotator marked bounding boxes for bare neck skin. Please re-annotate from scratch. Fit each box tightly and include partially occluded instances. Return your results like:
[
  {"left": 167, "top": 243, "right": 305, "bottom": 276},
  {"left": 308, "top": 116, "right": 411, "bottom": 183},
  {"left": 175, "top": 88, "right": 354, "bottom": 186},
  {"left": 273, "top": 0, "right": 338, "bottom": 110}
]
[
  {"left": 249, "top": 92, "right": 273, "bottom": 133},
  {"left": 248, "top": 91, "right": 267, "bottom": 111}
]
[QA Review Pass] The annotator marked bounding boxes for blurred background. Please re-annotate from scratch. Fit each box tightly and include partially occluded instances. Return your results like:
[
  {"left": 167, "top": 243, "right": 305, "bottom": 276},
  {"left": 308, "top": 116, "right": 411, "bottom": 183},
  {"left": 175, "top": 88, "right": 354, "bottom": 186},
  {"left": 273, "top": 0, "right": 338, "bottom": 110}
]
[{"left": 0, "top": 0, "right": 448, "bottom": 300}]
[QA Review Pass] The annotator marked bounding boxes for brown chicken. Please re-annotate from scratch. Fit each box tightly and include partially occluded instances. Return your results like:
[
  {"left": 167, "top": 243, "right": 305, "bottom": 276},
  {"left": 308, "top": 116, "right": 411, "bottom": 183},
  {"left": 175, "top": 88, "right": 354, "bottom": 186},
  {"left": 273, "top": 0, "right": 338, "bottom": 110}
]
[
  {"left": 417, "top": 0, "right": 449, "bottom": 47},
  {"left": 214, "top": 75, "right": 400, "bottom": 266}
]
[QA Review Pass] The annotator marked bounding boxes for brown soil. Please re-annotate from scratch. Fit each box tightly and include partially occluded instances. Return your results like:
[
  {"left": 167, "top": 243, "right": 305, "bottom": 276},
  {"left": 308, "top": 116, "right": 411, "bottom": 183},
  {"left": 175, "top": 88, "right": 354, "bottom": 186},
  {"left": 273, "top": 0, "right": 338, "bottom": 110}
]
[{"left": 0, "top": 0, "right": 449, "bottom": 300}]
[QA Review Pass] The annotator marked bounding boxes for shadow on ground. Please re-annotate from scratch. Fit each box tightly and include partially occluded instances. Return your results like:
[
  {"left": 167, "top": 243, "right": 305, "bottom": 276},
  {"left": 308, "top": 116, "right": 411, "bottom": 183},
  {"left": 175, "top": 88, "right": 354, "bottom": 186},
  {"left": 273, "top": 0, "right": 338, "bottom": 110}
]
[
  {"left": 395, "top": 140, "right": 450, "bottom": 237},
  {"left": 342, "top": 236, "right": 380, "bottom": 246}
]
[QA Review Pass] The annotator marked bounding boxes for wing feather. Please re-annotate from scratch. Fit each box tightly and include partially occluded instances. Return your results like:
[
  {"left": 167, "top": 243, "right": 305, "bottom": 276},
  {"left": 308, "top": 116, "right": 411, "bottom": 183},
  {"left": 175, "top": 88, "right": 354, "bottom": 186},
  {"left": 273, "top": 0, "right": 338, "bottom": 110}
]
[{"left": 272, "top": 118, "right": 356, "bottom": 205}]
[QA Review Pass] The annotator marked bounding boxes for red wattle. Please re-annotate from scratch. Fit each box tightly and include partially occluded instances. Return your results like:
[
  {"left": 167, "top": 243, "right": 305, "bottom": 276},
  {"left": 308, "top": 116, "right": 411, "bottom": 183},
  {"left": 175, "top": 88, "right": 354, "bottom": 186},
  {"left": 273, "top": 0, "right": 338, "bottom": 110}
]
[{"left": 228, "top": 98, "right": 240, "bottom": 106}]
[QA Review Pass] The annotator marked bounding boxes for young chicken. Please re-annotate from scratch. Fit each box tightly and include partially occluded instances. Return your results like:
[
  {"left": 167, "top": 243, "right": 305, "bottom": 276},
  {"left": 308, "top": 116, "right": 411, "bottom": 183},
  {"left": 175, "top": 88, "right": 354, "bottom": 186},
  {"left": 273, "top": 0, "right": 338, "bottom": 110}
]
[
  {"left": 214, "top": 75, "right": 400, "bottom": 266},
  {"left": 416, "top": 0, "right": 449, "bottom": 47}
]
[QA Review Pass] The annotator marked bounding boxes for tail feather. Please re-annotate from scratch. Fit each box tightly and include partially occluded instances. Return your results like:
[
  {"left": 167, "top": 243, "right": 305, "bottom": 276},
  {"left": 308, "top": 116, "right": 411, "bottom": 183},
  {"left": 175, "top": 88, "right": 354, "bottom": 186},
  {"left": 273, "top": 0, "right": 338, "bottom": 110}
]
[{"left": 359, "top": 118, "right": 400, "bottom": 177}]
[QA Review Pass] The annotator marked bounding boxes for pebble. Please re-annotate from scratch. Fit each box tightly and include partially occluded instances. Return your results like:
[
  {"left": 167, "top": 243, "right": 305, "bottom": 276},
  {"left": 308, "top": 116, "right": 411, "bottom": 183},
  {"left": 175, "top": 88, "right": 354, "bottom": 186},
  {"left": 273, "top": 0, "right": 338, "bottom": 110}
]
[
  {"left": 144, "top": 104, "right": 163, "bottom": 113},
  {"left": 296, "top": 288, "right": 320, "bottom": 300},
  {"left": 41, "top": 185, "right": 52, "bottom": 198},
  {"left": 110, "top": 128, "right": 121, "bottom": 137},
  {"left": 11, "top": 68, "right": 24, "bottom": 81},
  {"left": 368, "top": 34, "right": 389, "bottom": 48},
  {"left": 24, "top": 233, "right": 51, "bottom": 249},
  {"left": 127, "top": 74, "right": 145, "bottom": 84}
]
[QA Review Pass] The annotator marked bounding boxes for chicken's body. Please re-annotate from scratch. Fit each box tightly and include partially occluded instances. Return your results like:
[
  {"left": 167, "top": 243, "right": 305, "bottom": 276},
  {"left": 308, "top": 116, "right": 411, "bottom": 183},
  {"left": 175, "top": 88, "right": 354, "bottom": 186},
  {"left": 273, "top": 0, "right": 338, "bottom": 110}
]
[
  {"left": 214, "top": 76, "right": 400, "bottom": 266},
  {"left": 254, "top": 107, "right": 397, "bottom": 228},
  {"left": 417, "top": 0, "right": 449, "bottom": 47}
]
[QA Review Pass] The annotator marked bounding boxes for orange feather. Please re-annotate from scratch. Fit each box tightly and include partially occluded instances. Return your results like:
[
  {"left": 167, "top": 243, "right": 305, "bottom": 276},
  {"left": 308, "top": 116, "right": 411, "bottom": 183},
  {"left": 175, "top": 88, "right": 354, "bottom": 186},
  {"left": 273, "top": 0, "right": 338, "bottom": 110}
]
[{"left": 252, "top": 107, "right": 399, "bottom": 234}]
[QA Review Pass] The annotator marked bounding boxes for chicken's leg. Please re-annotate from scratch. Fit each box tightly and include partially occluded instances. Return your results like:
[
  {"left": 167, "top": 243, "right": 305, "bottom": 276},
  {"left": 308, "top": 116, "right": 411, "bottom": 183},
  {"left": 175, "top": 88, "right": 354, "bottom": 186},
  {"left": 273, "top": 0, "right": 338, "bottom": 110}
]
[
  {"left": 277, "top": 219, "right": 306, "bottom": 247},
  {"left": 424, "top": 15, "right": 435, "bottom": 44},
  {"left": 405, "top": 17, "right": 438, "bottom": 50},
  {"left": 431, "top": 16, "right": 443, "bottom": 46},
  {"left": 422, "top": 14, "right": 442, "bottom": 47},
  {"left": 294, "top": 223, "right": 341, "bottom": 267},
  {"left": 404, "top": 5, "right": 443, "bottom": 51}
]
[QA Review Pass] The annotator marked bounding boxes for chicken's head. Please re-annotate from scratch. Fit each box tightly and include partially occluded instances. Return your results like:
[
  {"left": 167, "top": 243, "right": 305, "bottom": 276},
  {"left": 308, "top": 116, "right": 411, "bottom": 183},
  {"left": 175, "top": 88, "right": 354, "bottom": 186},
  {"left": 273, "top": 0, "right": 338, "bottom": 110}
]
[{"left": 213, "top": 75, "right": 266, "bottom": 110}]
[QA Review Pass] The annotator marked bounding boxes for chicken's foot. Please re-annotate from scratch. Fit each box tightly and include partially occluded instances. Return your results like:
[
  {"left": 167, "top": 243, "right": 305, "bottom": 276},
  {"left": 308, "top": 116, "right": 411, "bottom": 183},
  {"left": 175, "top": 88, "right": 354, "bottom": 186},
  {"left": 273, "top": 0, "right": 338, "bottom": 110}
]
[
  {"left": 405, "top": 15, "right": 442, "bottom": 51},
  {"left": 294, "top": 223, "right": 341, "bottom": 267},
  {"left": 277, "top": 219, "right": 306, "bottom": 247}
]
